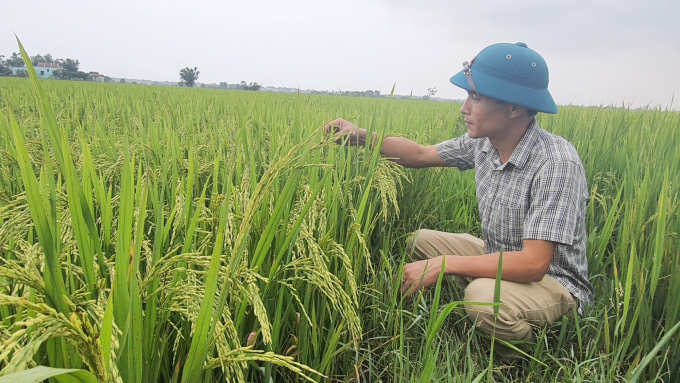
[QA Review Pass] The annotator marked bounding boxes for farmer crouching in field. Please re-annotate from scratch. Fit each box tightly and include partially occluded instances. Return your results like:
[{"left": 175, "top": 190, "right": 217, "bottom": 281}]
[{"left": 325, "top": 42, "right": 594, "bottom": 360}]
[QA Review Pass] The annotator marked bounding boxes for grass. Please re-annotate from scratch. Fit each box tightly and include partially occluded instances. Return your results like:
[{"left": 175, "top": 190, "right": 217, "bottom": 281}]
[{"left": 0, "top": 43, "right": 678, "bottom": 382}]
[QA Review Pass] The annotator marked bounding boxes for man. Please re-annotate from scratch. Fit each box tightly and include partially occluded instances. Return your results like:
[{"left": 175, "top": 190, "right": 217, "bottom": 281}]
[{"left": 326, "top": 42, "right": 594, "bottom": 353}]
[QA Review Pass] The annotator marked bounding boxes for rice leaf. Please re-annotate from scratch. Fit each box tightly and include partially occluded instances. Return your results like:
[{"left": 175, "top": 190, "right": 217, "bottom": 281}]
[
  {"left": 0, "top": 366, "right": 98, "bottom": 383},
  {"left": 180, "top": 197, "right": 229, "bottom": 383},
  {"left": 494, "top": 248, "right": 503, "bottom": 317},
  {"left": 627, "top": 320, "right": 680, "bottom": 383},
  {"left": 5, "top": 108, "right": 68, "bottom": 315},
  {"left": 100, "top": 287, "right": 115, "bottom": 376}
]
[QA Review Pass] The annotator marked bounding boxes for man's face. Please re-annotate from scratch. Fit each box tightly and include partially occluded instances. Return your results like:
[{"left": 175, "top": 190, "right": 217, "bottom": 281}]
[{"left": 459, "top": 92, "right": 513, "bottom": 140}]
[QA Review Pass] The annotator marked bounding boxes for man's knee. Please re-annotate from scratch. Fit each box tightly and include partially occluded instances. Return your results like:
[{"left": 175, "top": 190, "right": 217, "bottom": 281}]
[
  {"left": 406, "top": 229, "right": 434, "bottom": 260},
  {"left": 463, "top": 278, "right": 533, "bottom": 341},
  {"left": 405, "top": 230, "right": 419, "bottom": 255},
  {"left": 464, "top": 278, "right": 497, "bottom": 328}
]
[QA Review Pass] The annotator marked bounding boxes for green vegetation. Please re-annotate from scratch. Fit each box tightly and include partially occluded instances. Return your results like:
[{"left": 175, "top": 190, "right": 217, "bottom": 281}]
[
  {"left": 0, "top": 45, "right": 678, "bottom": 382},
  {"left": 0, "top": 51, "right": 101, "bottom": 82},
  {"left": 179, "top": 67, "right": 200, "bottom": 88}
]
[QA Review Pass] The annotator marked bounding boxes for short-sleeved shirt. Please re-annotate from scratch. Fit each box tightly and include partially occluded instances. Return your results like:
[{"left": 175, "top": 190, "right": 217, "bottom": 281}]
[{"left": 436, "top": 119, "right": 594, "bottom": 314}]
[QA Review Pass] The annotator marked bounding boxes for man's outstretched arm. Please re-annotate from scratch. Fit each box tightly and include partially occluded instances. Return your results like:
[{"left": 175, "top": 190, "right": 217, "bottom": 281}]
[{"left": 325, "top": 118, "right": 451, "bottom": 169}]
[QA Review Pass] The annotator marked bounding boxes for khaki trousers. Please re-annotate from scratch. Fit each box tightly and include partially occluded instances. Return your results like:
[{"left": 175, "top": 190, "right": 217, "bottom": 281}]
[{"left": 407, "top": 229, "right": 577, "bottom": 344}]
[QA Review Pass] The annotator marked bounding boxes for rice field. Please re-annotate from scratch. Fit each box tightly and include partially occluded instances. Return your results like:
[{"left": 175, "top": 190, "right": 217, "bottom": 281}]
[{"left": 0, "top": 45, "right": 679, "bottom": 382}]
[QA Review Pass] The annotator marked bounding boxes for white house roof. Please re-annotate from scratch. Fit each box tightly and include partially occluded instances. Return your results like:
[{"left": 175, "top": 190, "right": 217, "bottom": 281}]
[{"left": 36, "top": 62, "right": 64, "bottom": 69}]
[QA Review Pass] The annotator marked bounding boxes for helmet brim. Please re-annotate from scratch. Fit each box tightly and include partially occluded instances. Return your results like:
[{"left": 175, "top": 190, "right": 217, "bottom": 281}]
[{"left": 450, "top": 70, "right": 559, "bottom": 114}]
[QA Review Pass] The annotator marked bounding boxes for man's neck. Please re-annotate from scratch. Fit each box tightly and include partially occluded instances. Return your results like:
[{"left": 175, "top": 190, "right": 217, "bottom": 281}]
[{"left": 489, "top": 117, "right": 534, "bottom": 164}]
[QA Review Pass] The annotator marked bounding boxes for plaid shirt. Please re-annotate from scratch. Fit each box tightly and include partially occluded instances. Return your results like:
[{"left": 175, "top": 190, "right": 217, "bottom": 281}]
[{"left": 436, "top": 119, "right": 594, "bottom": 314}]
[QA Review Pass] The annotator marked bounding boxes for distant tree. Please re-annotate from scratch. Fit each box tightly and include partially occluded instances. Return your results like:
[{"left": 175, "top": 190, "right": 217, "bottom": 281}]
[
  {"left": 120, "top": 78, "right": 126, "bottom": 84},
  {"left": 241, "top": 81, "right": 261, "bottom": 91},
  {"left": 31, "top": 54, "right": 54, "bottom": 65},
  {"left": 30, "top": 55, "right": 43, "bottom": 65},
  {"left": 15, "top": 69, "right": 28, "bottom": 78},
  {"left": 6, "top": 52, "right": 25, "bottom": 67},
  {"left": 427, "top": 87, "right": 438, "bottom": 99},
  {"left": 179, "top": 67, "right": 199, "bottom": 87},
  {"left": 104, "top": 76, "right": 111, "bottom": 83},
  {"left": 0, "top": 56, "right": 12, "bottom": 76},
  {"left": 52, "top": 70, "right": 88, "bottom": 81},
  {"left": 57, "top": 58, "right": 80, "bottom": 72}
]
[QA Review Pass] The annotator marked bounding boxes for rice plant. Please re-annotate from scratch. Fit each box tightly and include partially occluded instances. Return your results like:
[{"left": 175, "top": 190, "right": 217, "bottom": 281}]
[{"left": 0, "top": 40, "right": 678, "bottom": 382}]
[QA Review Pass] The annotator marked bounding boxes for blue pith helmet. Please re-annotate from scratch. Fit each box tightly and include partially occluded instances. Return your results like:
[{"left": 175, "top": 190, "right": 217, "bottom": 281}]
[{"left": 450, "top": 42, "right": 558, "bottom": 114}]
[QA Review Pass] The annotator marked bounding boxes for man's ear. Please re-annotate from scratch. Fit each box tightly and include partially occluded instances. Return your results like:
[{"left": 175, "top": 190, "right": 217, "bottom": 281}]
[{"left": 509, "top": 104, "right": 527, "bottom": 119}]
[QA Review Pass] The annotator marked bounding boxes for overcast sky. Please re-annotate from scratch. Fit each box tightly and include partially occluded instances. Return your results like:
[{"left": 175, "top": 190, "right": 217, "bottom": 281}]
[{"left": 3, "top": 0, "right": 679, "bottom": 109}]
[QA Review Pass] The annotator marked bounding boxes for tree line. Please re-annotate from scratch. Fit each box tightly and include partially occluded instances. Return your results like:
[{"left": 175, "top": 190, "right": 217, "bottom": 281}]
[
  {"left": 2, "top": 57, "right": 426, "bottom": 99},
  {"left": 0, "top": 52, "right": 110, "bottom": 82},
  {"left": 178, "top": 66, "right": 261, "bottom": 91}
]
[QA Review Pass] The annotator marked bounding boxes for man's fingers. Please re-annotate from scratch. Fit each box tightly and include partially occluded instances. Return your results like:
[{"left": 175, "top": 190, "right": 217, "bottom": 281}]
[
  {"left": 400, "top": 279, "right": 420, "bottom": 301},
  {"left": 399, "top": 278, "right": 408, "bottom": 295},
  {"left": 323, "top": 118, "right": 362, "bottom": 145},
  {"left": 324, "top": 122, "right": 343, "bottom": 137},
  {"left": 324, "top": 119, "right": 337, "bottom": 132},
  {"left": 399, "top": 262, "right": 434, "bottom": 299},
  {"left": 399, "top": 275, "right": 421, "bottom": 297},
  {"left": 398, "top": 272, "right": 409, "bottom": 295}
]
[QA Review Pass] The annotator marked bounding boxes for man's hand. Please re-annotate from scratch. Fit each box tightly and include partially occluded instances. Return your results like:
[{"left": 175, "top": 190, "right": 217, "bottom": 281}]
[
  {"left": 399, "top": 257, "right": 444, "bottom": 298},
  {"left": 324, "top": 118, "right": 365, "bottom": 146}
]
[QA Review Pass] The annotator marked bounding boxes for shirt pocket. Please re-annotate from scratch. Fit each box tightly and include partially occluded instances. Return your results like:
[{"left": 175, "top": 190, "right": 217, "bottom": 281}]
[{"left": 491, "top": 202, "right": 525, "bottom": 251}]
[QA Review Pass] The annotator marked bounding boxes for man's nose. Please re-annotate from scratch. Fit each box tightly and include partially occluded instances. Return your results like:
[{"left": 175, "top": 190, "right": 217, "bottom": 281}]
[{"left": 460, "top": 98, "right": 470, "bottom": 115}]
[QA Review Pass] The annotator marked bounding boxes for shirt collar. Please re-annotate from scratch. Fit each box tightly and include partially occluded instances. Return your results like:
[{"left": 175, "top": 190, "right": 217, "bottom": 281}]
[
  {"left": 507, "top": 119, "right": 540, "bottom": 169},
  {"left": 480, "top": 137, "right": 494, "bottom": 154},
  {"left": 481, "top": 119, "right": 540, "bottom": 169}
]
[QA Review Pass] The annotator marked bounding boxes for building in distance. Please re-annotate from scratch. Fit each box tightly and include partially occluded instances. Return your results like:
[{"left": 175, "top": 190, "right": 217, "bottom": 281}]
[{"left": 12, "top": 62, "right": 64, "bottom": 79}]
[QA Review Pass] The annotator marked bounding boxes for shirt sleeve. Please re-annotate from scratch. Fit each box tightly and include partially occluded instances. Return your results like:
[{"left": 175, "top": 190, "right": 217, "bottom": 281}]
[
  {"left": 524, "top": 159, "right": 584, "bottom": 246},
  {"left": 436, "top": 133, "right": 476, "bottom": 170}
]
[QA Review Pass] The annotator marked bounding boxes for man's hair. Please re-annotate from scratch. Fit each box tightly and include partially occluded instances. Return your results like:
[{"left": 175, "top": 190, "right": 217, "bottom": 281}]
[{"left": 493, "top": 98, "right": 538, "bottom": 117}]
